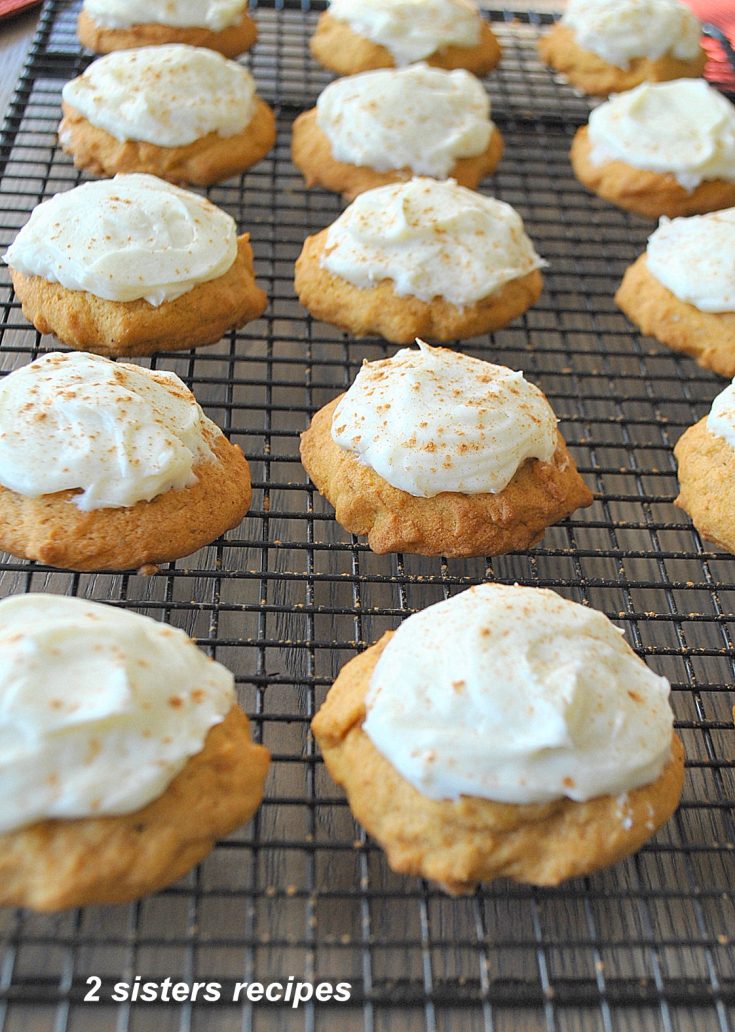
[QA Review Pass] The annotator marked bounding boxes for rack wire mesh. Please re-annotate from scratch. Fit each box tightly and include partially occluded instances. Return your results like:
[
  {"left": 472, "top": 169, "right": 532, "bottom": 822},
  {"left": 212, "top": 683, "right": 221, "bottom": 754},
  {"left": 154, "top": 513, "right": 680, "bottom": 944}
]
[{"left": 1, "top": 2, "right": 735, "bottom": 1029}]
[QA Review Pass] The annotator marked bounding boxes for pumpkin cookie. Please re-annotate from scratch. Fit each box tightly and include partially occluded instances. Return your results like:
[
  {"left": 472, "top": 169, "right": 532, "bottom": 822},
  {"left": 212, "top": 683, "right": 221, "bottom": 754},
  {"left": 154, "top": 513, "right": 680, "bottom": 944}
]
[
  {"left": 59, "top": 45, "right": 275, "bottom": 186},
  {"left": 291, "top": 63, "right": 502, "bottom": 201},
  {"left": 312, "top": 584, "right": 684, "bottom": 893},
  {"left": 617, "top": 209, "right": 735, "bottom": 377},
  {"left": 571, "top": 80, "right": 735, "bottom": 219},
  {"left": 78, "top": 0, "right": 257, "bottom": 57},
  {"left": 300, "top": 341, "right": 592, "bottom": 557},
  {"left": 675, "top": 382, "right": 735, "bottom": 553},
  {"left": 0, "top": 593, "right": 269, "bottom": 911},
  {"left": 538, "top": 0, "right": 705, "bottom": 96},
  {"left": 0, "top": 352, "right": 251, "bottom": 571},
  {"left": 295, "top": 178, "right": 543, "bottom": 343},
  {"left": 310, "top": 0, "right": 500, "bottom": 77},
  {"left": 4, "top": 174, "right": 266, "bottom": 356}
]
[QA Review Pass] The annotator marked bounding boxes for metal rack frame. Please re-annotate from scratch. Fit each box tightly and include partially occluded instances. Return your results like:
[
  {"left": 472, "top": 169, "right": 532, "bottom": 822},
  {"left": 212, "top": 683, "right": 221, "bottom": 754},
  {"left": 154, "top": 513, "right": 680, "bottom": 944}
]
[{"left": 0, "top": 3, "right": 734, "bottom": 1029}]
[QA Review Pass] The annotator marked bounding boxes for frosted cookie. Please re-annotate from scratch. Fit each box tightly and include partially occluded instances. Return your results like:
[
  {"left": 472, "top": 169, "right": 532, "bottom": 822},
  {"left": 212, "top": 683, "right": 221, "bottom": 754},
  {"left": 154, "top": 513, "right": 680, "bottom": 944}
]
[
  {"left": 312, "top": 584, "right": 684, "bottom": 892},
  {"left": 78, "top": 0, "right": 257, "bottom": 57},
  {"left": 300, "top": 341, "right": 592, "bottom": 557},
  {"left": 295, "top": 178, "right": 544, "bottom": 343},
  {"left": 675, "top": 381, "right": 735, "bottom": 553},
  {"left": 4, "top": 174, "right": 266, "bottom": 357},
  {"left": 0, "top": 352, "right": 251, "bottom": 571},
  {"left": 59, "top": 45, "right": 276, "bottom": 186},
  {"left": 571, "top": 80, "right": 735, "bottom": 218},
  {"left": 291, "top": 63, "right": 503, "bottom": 201},
  {"left": 617, "top": 209, "right": 735, "bottom": 377},
  {"left": 539, "top": 0, "right": 705, "bottom": 96},
  {"left": 0, "top": 594, "right": 269, "bottom": 911},
  {"left": 310, "top": 0, "right": 500, "bottom": 77}
]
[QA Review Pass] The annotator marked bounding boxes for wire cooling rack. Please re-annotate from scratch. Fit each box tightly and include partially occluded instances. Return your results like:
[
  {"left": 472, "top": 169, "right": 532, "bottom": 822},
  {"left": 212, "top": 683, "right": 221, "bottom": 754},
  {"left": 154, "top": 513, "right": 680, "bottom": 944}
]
[{"left": 1, "top": 2, "right": 735, "bottom": 1030}]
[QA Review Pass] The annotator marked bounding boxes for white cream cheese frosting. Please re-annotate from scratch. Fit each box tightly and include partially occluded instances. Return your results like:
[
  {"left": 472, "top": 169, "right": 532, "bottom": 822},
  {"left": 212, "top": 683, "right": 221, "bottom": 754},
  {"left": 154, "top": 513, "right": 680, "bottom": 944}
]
[
  {"left": 321, "top": 177, "right": 544, "bottom": 306},
  {"left": 363, "top": 583, "right": 674, "bottom": 804},
  {"left": 562, "top": 0, "right": 701, "bottom": 69},
  {"left": 646, "top": 209, "right": 735, "bottom": 313},
  {"left": 587, "top": 80, "right": 735, "bottom": 192},
  {"left": 326, "top": 0, "right": 481, "bottom": 66},
  {"left": 316, "top": 63, "right": 493, "bottom": 179},
  {"left": 0, "top": 593, "right": 234, "bottom": 834},
  {"left": 61, "top": 45, "right": 256, "bottom": 147},
  {"left": 0, "top": 352, "right": 217, "bottom": 511},
  {"left": 707, "top": 380, "right": 735, "bottom": 449},
  {"left": 4, "top": 174, "right": 238, "bottom": 307},
  {"left": 331, "top": 340, "right": 557, "bottom": 497},
  {"left": 83, "top": 0, "right": 247, "bottom": 31}
]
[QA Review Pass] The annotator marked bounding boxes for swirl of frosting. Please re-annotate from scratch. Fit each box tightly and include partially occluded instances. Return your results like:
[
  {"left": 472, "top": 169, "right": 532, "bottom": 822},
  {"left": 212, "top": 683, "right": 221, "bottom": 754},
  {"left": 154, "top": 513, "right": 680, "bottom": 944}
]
[
  {"left": 707, "top": 379, "right": 735, "bottom": 449},
  {"left": 0, "top": 352, "right": 217, "bottom": 511},
  {"left": 321, "top": 177, "right": 544, "bottom": 306},
  {"left": 646, "top": 209, "right": 735, "bottom": 313},
  {"left": 331, "top": 340, "right": 558, "bottom": 497},
  {"left": 83, "top": 0, "right": 247, "bottom": 31},
  {"left": 4, "top": 174, "right": 237, "bottom": 307},
  {"left": 0, "top": 594, "right": 234, "bottom": 833},
  {"left": 562, "top": 0, "right": 701, "bottom": 68},
  {"left": 62, "top": 45, "right": 256, "bottom": 147},
  {"left": 326, "top": 0, "right": 481, "bottom": 66},
  {"left": 587, "top": 80, "right": 735, "bottom": 192},
  {"left": 363, "top": 584, "right": 675, "bottom": 804},
  {"left": 316, "top": 63, "right": 493, "bottom": 179}
]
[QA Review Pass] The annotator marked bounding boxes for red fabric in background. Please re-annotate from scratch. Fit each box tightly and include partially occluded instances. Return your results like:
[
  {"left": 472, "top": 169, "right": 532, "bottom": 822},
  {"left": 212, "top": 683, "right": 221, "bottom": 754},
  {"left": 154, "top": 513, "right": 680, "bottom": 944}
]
[
  {"left": 684, "top": 0, "right": 735, "bottom": 87},
  {"left": 0, "top": 0, "right": 41, "bottom": 18},
  {"left": 0, "top": 1, "right": 732, "bottom": 85}
]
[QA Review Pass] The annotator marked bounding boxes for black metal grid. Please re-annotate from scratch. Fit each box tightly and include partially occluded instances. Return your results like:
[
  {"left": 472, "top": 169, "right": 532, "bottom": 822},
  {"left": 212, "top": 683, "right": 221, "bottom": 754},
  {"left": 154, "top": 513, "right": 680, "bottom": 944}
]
[{"left": 1, "top": 2, "right": 735, "bottom": 1029}]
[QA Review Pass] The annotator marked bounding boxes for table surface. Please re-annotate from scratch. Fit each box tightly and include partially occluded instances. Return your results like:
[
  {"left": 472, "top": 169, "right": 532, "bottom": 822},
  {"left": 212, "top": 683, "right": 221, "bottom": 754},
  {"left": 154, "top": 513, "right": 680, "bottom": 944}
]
[{"left": 0, "top": 8, "right": 39, "bottom": 113}]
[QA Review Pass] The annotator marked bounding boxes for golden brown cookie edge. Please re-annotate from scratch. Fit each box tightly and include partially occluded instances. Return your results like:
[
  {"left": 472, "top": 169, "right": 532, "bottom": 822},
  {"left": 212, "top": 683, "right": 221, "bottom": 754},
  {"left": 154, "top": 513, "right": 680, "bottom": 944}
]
[
  {"left": 675, "top": 417, "right": 735, "bottom": 554},
  {"left": 294, "top": 227, "right": 543, "bottom": 343},
  {"left": 59, "top": 97, "right": 276, "bottom": 186},
  {"left": 570, "top": 126, "right": 735, "bottom": 219},
  {"left": 538, "top": 23, "right": 707, "bottom": 96},
  {"left": 616, "top": 254, "right": 735, "bottom": 378},
  {"left": 0, "top": 705, "right": 270, "bottom": 911},
  {"left": 311, "top": 632, "right": 684, "bottom": 892},
  {"left": 309, "top": 11, "right": 501, "bottom": 76},
  {"left": 291, "top": 107, "right": 504, "bottom": 201},
  {"left": 0, "top": 431, "right": 252, "bottom": 571},
  {"left": 77, "top": 8, "right": 258, "bottom": 57},
  {"left": 300, "top": 393, "right": 593, "bottom": 557},
  {"left": 10, "top": 234, "right": 267, "bottom": 356}
]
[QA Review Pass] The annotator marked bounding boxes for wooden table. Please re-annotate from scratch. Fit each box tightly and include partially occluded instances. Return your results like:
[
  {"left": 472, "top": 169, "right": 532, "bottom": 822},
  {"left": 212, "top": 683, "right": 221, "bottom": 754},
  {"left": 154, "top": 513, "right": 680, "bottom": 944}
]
[{"left": 0, "top": 8, "right": 39, "bottom": 114}]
